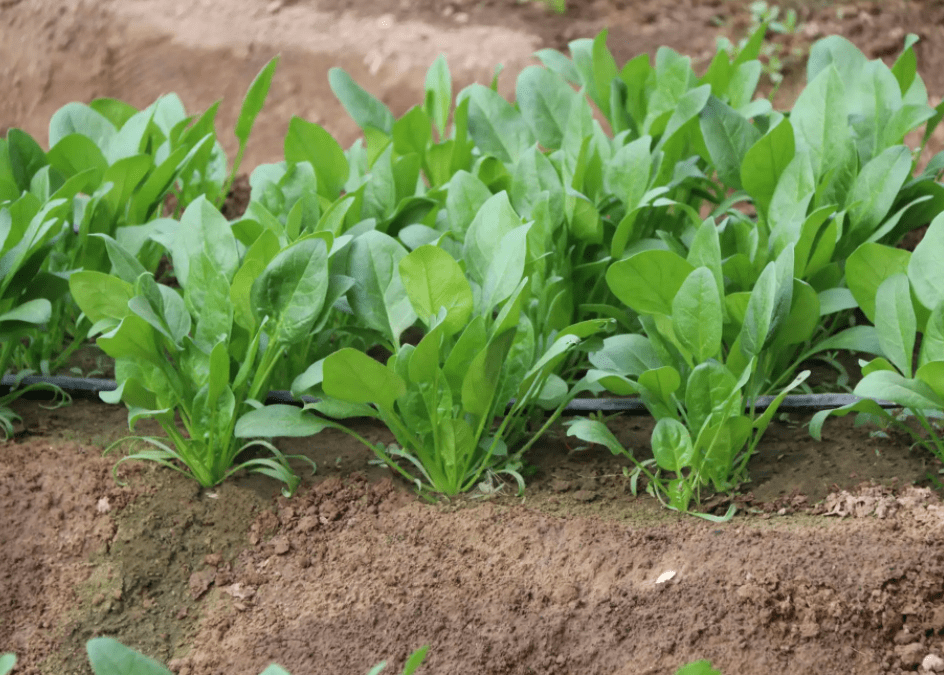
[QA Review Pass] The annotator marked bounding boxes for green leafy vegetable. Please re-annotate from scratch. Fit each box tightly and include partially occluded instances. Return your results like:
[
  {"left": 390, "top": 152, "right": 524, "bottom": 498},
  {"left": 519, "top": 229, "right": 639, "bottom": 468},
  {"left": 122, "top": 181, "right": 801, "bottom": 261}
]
[
  {"left": 814, "top": 213, "right": 944, "bottom": 461},
  {"left": 242, "top": 198, "right": 611, "bottom": 495},
  {"left": 69, "top": 197, "right": 350, "bottom": 494}
]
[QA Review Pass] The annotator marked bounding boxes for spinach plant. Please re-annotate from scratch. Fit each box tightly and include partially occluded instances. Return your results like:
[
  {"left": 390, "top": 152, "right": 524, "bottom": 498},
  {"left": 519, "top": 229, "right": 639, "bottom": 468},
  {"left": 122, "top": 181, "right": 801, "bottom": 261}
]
[
  {"left": 330, "top": 56, "right": 473, "bottom": 191},
  {"left": 237, "top": 222, "right": 609, "bottom": 496},
  {"left": 241, "top": 103, "right": 454, "bottom": 384},
  {"left": 326, "top": 37, "right": 749, "bottom": 340},
  {"left": 534, "top": 26, "right": 770, "bottom": 148},
  {"left": 3, "top": 99, "right": 218, "bottom": 374},
  {"left": 526, "top": 26, "right": 771, "bottom": 235},
  {"left": 0, "top": 193, "right": 73, "bottom": 437},
  {"left": 213, "top": 156, "right": 358, "bottom": 388},
  {"left": 735, "top": 35, "right": 940, "bottom": 279},
  {"left": 811, "top": 213, "right": 944, "bottom": 460},
  {"left": 472, "top": 30, "right": 773, "bottom": 334},
  {"left": 0, "top": 57, "right": 278, "bottom": 376},
  {"left": 69, "top": 197, "right": 348, "bottom": 494},
  {"left": 569, "top": 224, "right": 821, "bottom": 517}
]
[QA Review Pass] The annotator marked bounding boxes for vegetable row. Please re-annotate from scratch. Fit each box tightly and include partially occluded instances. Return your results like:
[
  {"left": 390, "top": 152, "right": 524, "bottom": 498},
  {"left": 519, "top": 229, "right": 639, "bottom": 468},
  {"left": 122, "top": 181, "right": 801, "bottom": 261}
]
[{"left": 3, "top": 26, "right": 944, "bottom": 517}]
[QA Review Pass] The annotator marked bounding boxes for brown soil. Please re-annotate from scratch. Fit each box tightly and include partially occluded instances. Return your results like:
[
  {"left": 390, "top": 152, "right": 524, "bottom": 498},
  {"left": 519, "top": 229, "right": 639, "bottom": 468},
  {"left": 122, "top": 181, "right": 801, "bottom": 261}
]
[
  {"left": 6, "top": 0, "right": 944, "bottom": 674},
  {"left": 3, "top": 397, "right": 944, "bottom": 675}
]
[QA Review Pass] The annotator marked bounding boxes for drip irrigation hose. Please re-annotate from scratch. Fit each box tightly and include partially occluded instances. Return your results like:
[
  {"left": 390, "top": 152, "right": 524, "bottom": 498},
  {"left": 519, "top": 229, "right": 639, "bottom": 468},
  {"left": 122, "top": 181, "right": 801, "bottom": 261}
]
[{"left": 1, "top": 374, "right": 896, "bottom": 415}]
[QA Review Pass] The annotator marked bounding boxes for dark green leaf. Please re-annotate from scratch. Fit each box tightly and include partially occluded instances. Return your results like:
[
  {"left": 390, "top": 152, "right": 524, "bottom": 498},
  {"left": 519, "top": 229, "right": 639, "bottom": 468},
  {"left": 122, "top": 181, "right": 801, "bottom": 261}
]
[
  {"left": 461, "top": 328, "right": 515, "bottom": 422},
  {"left": 345, "top": 231, "right": 416, "bottom": 346},
  {"left": 399, "top": 244, "right": 473, "bottom": 335},
  {"left": 534, "top": 48, "right": 581, "bottom": 85},
  {"left": 70, "top": 271, "right": 134, "bottom": 322},
  {"left": 89, "top": 98, "right": 139, "bottom": 129},
  {"left": 6, "top": 129, "right": 47, "bottom": 193},
  {"left": 846, "top": 243, "right": 910, "bottom": 322},
  {"left": 49, "top": 102, "right": 117, "bottom": 149},
  {"left": 480, "top": 224, "right": 529, "bottom": 313},
  {"left": 791, "top": 65, "right": 854, "bottom": 186},
  {"left": 846, "top": 146, "right": 912, "bottom": 237},
  {"left": 464, "top": 84, "right": 535, "bottom": 164},
  {"left": 855, "top": 370, "right": 943, "bottom": 411},
  {"left": 739, "top": 262, "right": 777, "bottom": 357},
  {"left": 916, "top": 361, "right": 944, "bottom": 400},
  {"left": 46, "top": 134, "right": 107, "bottom": 182},
  {"left": 920, "top": 303, "right": 944, "bottom": 366},
  {"left": 462, "top": 191, "right": 522, "bottom": 286},
  {"left": 392, "top": 106, "right": 432, "bottom": 159},
  {"left": 588, "top": 334, "right": 661, "bottom": 377},
  {"left": 604, "top": 135, "right": 651, "bottom": 209},
  {"left": 0, "top": 298, "right": 50, "bottom": 326},
  {"left": 672, "top": 267, "right": 722, "bottom": 362},
  {"left": 515, "top": 66, "right": 575, "bottom": 150},
  {"left": 446, "top": 170, "right": 492, "bottom": 235},
  {"left": 566, "top": 418, "right": 631, "bottom": 457},
  {"left": 424, "top": 55, "right": 452, "bottom": 136},
  {"left": 685, "top": 360, "right": 738, "bottom": 435}
]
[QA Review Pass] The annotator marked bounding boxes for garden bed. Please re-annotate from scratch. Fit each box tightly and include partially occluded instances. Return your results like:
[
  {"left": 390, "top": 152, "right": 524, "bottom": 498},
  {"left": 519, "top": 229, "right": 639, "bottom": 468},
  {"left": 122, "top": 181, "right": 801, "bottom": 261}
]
[{"left": 6, "top": 0, "right": 944, "bottom": 674}]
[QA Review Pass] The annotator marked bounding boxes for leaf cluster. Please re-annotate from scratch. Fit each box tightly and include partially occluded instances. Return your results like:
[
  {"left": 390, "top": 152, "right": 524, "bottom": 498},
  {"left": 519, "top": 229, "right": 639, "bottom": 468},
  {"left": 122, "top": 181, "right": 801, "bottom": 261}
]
[{"left": 812, "top": 213, "right": 944, "bottom": 459}]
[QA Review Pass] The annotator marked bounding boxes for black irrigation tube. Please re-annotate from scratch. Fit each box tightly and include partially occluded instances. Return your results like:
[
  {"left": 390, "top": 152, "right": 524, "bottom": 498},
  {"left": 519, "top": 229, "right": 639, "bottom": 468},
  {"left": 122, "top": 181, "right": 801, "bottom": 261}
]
[{"left": 1, "top": 374, "right": 898, "bottom": 415}]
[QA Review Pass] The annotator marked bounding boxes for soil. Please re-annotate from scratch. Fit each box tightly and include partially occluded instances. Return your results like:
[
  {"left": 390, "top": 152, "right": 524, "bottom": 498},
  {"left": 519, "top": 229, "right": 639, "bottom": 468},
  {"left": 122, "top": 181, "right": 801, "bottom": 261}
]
[
  {"left": 4, "top": 398, "right": 944, "bottom": 675},
  {"left": 6, "top": 0, "right": 944, "bottom": 674}
]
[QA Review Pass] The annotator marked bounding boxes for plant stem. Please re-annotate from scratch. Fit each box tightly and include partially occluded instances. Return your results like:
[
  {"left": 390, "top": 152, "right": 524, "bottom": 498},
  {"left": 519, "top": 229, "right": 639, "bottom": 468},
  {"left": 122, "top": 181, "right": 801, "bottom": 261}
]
[
  {"left": 913, "top": 411, "right": 944, "bottom": 460},
  {"left": 248, "top": 339, "right": 283, "bottom": 403},
  {"left": 217, "top": 143, "right": 245, "bottom": 211},
  {"left": 0, "top": 339, "right": 14, "bottom": 380}
]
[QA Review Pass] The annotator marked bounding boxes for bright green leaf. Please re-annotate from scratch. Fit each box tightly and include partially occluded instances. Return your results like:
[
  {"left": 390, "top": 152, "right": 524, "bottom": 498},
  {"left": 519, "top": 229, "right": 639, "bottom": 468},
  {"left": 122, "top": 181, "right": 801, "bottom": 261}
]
[
  {"left": 875, "top": 274, "right": 916, "bottom": 377},
  {"left": 672, "top": 267, "right": 723, "bottom": 362},
  {"left": 909, "top": 211, "right": 944, "bottom": 312},
  {"left": 607, "top": 250, "right": 695, "bottom": 316},
  {"left": 399, "top": 244, "right": 473, "bottom": 335},
  {"left": 651, "top": 418, "right": 695, "bottom": 473},
  {"left": 323, "top": 348, "right": 406, "bottom": 412}
]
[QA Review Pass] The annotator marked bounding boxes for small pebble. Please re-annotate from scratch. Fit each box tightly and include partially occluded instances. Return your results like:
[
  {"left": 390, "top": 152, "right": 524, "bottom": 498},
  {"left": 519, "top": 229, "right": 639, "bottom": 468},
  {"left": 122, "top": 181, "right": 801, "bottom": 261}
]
[{"left": 923, "top": 654, "right": 944, "bottom": 672}]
